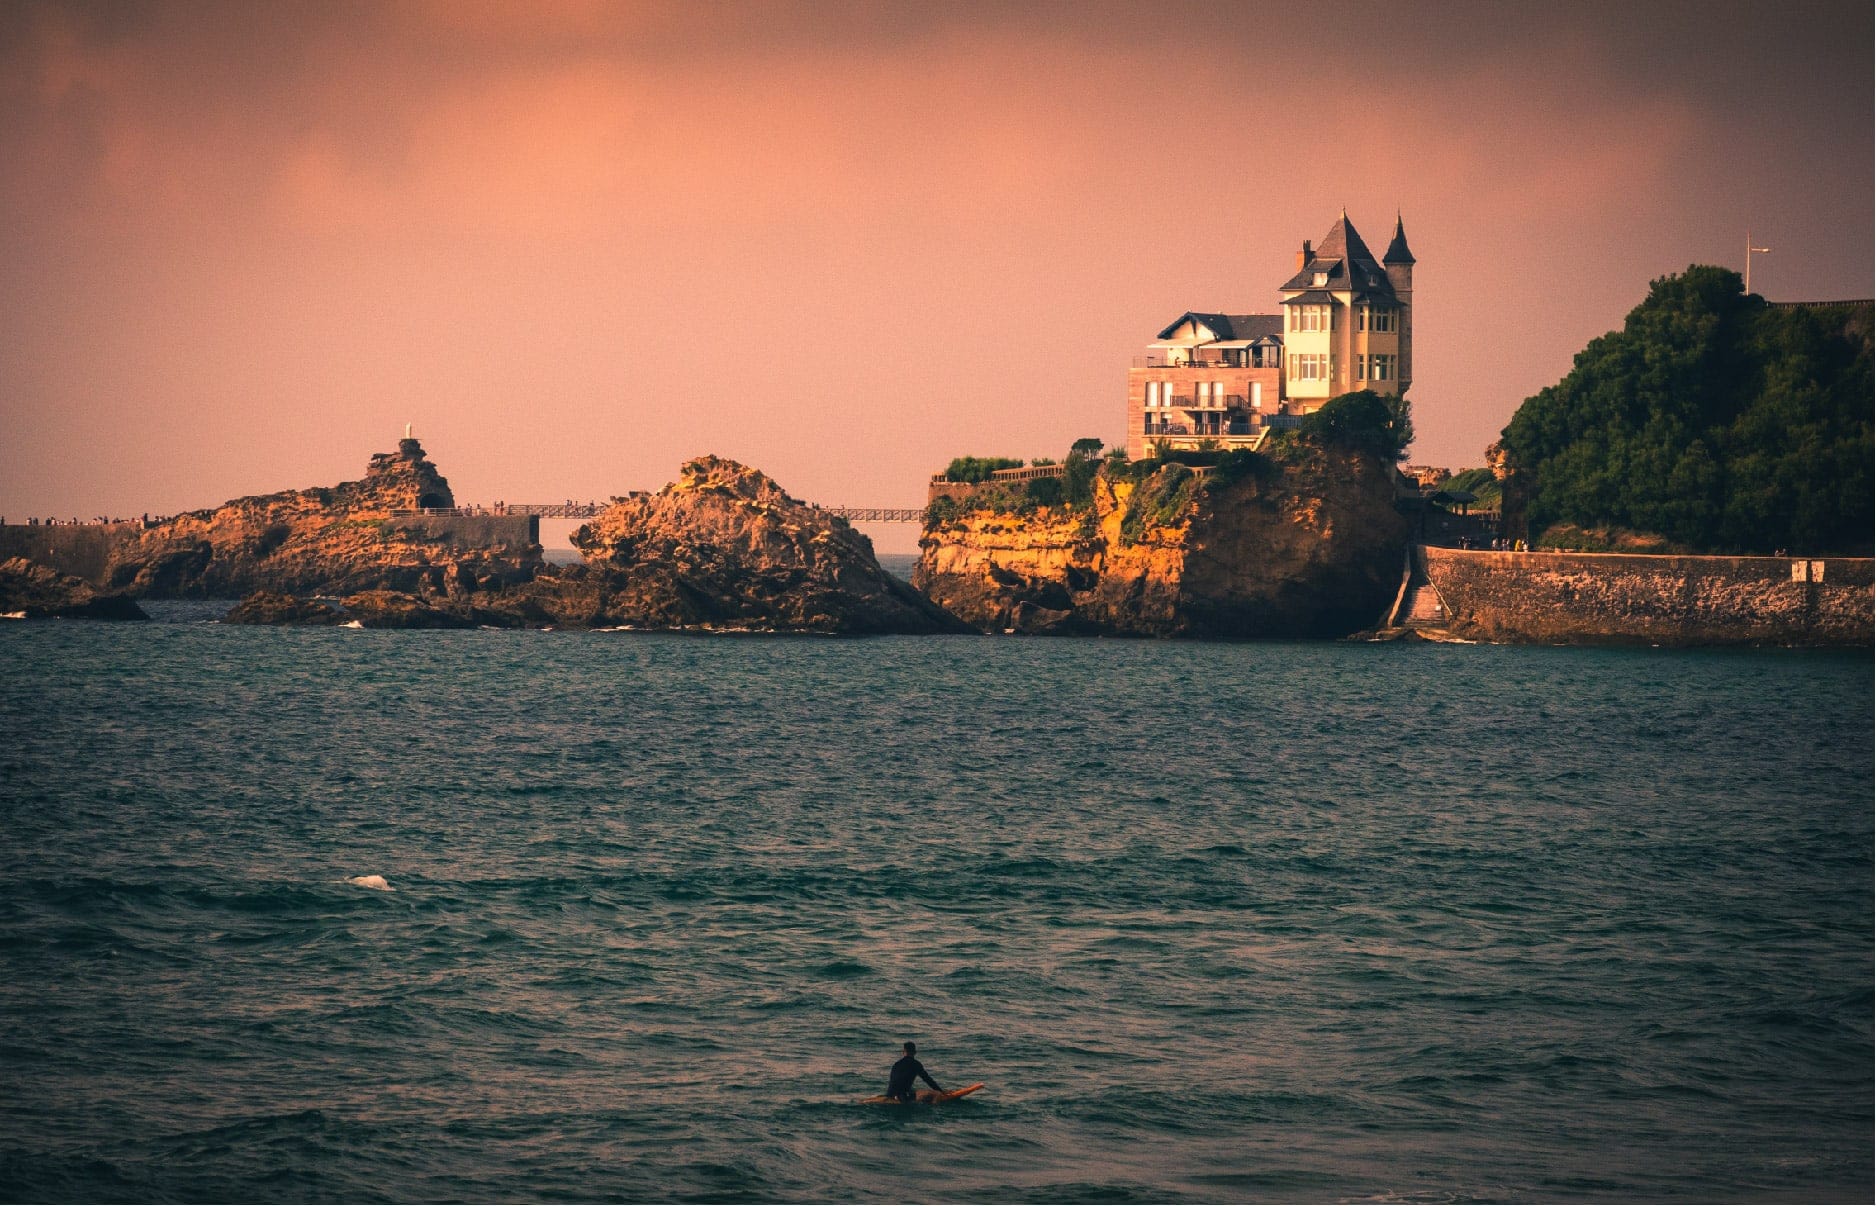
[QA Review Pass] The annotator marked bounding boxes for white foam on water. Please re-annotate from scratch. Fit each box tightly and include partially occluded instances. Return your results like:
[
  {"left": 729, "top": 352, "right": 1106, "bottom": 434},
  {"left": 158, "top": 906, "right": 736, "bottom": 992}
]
[
  {"left": 340, "top": 620, "right": 364, "bottom": 629},
  {"left": 346, "top": 874, "right": 393, "bottom": 891}
]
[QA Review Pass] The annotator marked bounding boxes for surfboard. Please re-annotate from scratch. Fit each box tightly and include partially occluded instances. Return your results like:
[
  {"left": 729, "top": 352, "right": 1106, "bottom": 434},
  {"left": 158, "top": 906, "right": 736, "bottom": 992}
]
[{"left": 861, "top": 1082, "right": 984, "bottom": 1105}]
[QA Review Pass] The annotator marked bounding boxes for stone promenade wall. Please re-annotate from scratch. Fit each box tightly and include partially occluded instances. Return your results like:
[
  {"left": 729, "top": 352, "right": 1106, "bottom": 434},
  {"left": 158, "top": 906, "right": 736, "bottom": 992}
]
[
  {"left": 0, "top": 524, "right": 138, "bottom": 583},
  {"left": 1424, "top": 548, "right": 1872, "bottom": 647}
]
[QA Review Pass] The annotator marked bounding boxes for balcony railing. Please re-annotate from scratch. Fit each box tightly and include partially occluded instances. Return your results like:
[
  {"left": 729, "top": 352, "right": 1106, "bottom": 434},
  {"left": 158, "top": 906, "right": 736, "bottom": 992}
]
[{"left": 1132, "top": 352, "right": 1279, "bottom": 369}]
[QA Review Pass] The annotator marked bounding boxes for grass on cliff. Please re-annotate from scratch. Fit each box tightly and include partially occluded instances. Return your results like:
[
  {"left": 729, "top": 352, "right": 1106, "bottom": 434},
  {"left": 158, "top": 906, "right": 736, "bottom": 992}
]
[{"left": 1118, "top": 464, "right": 1197, "bottom": 545}]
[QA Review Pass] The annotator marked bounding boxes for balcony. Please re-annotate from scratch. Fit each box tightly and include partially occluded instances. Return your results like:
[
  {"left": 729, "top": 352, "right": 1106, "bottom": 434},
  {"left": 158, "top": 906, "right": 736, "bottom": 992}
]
[{"left": 1132, "top": 351, "right": 1278, "bottom": 370}]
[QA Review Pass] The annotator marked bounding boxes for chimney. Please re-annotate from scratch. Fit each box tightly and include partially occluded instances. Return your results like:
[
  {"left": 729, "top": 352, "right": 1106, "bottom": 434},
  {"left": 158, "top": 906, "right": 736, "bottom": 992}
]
[{"left": 1296, "top": 240, "right": 1312, "bottom": 271}]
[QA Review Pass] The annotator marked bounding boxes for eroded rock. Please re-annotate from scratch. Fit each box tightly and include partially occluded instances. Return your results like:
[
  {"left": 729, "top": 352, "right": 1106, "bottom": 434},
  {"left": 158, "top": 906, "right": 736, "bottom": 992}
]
[{"left": 0, "top": 557, "right": 147, "bottom": 621}]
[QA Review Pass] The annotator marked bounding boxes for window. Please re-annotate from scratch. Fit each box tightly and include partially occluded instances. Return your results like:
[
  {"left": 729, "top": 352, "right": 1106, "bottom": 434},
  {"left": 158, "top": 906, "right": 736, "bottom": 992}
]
[
  {"left": 1312, "top": 272, "right": 1328, "bottom": 286},
  {"left": 1288, "top": 353, "right": 1329, "bottom": 381},
  {"left": 1356, "top": 355, "right": 1367, "bottom": 381},
  {"left": 1372, "top": 307, "right": 1396, "bottom": 333},
  {"left": 1292, "top": 304, "right": 1334, "bottom": 333},
  {"left": 1372, "top": 354, "right": 1395, "bottom": 381}
]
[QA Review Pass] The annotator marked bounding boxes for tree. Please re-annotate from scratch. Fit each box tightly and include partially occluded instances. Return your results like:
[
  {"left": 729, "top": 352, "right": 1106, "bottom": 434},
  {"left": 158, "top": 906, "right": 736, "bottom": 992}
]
[
  {"left": 1498, "top": 266, "right": 1872, "bottom": 553},
  {"left": 1297, "top": 390, "right": 1414, "bottom": 460}
]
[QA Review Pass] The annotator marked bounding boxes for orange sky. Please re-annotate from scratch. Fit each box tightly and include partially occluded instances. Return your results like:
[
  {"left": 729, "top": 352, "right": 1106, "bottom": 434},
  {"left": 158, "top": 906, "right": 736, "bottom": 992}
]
[{"left": 2, "top": 0, "right": 1870, "bottom": 552}]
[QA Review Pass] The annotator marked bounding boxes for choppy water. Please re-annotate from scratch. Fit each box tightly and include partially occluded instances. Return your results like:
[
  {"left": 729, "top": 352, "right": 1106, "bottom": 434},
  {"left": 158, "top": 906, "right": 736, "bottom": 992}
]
[{"left": 0, "top": 605, "right": 1869, "bottom": 1202}]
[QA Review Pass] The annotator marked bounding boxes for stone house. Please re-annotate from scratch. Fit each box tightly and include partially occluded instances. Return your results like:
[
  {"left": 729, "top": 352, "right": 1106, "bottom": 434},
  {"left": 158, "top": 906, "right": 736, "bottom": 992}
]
[{"left": 1128, "top": 211, "right": 1414, "bottom": 459}]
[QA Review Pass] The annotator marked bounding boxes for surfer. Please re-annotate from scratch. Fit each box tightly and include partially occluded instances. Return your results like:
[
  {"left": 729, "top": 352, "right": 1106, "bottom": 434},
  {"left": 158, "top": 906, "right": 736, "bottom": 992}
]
[{"left": 886, "top": 1041, "right": 943, "bottom": 1103}]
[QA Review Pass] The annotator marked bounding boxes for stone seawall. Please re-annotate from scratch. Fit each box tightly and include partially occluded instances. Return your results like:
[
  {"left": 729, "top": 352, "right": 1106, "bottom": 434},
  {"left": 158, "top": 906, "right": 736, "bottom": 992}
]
[
  {"left": 0, "top": 525, "right": 139, "bottom": 584},
  {"left": 1424, "top": 548, "right": 1872, "bottom": 646}
]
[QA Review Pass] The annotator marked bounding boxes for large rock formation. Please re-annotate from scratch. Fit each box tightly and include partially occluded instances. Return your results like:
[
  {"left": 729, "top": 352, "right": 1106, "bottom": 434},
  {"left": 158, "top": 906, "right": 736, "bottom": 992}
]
[
  {"left": 0, "top": 557, "right": 147, "bottom": 621},
  {"left": 544, "top": 456, "right": 970, "bottom": 634},
  {"left": 915, "top": 445, "right": 1409, "bottom": 637},
  {"left": 99, "top": 439, "right": 541, "bottom": 598}
]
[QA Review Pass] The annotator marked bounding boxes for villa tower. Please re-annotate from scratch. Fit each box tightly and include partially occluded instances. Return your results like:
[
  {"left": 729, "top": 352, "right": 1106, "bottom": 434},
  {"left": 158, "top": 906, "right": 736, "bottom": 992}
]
[{"left": 1127, "top": 212, "right": 1414, "bottom": 459}]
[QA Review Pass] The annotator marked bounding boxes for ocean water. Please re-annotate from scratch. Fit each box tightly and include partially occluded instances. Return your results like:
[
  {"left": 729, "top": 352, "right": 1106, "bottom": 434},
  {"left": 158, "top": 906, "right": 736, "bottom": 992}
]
[{"left": 0, "top": 607, "right": 1869, "bottom": 1203}]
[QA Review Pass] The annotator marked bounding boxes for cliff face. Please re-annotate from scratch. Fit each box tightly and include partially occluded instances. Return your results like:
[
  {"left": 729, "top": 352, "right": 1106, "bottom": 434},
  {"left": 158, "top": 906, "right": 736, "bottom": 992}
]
[
  {"left": 100, "top": 440, "right": 541, "bottom": 598},
  {"left": 915, "top": 446, "right": 1409, "bottom": 637},
  {"left": 542, "top": 455, "right": 970, "bottom": 633}
]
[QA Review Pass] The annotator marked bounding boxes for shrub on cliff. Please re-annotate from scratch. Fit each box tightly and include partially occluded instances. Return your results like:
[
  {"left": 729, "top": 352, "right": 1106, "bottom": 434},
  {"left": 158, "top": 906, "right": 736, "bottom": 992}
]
[
  {"left": 1119, "top": 464, "right": 1197, "bottom": 544},
  {"left": 1499, "top": 266, "right": 1872, "bottom": 554},
  {"left": 1297, "top": 390, "right": 1414, "bottom": 461},
  {"left": 1024, "top": 476, "right": 1065, "bottom": 506},
  {"left": 942, "top": 456, "right": 1025, "bottom": 483},
  {"left": 1201, "top": 448, "right": 1275, "bottom": 493}
]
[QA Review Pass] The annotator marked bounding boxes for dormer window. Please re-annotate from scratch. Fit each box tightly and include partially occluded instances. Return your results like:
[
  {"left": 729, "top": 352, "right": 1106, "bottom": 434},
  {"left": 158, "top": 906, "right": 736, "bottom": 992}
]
[{"left": 1312, "top": 272, "right": 1328, "bottom": 286}]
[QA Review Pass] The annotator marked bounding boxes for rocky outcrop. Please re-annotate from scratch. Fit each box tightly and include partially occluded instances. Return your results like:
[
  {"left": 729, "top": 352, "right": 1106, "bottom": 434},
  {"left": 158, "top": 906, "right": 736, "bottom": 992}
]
[
  {"left": 916, "top": 445, "right": 1409, "bottom": 638},
  {"left": 223, "top": 591, "right": 344, "bottom": 625},
  {"left": 0, "top": 557, "right": 147, "bottom": 621},
  {"left": 98, "top": 439, "right": 541, "bottom": 598},
  {"left": 554, "top": 456, "right": 971, "bottom": 633},
  {"left": 211, "top": 457, "right": 972, "bottom": 634},
  {"left": 337, "top": 590, "right": 476, "bottom": 630}
]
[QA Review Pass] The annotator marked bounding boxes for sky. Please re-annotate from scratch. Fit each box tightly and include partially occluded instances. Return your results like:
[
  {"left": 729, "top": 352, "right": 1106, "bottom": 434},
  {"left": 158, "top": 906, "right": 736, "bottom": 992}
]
[{"left": 2, "top": 0, "right": 1870, "bottom": 553}]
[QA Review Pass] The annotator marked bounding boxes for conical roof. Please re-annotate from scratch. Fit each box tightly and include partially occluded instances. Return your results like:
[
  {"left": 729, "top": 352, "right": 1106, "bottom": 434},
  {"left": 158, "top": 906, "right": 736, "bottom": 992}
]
[
  {"left": 1281, "top": 212, "right": 1394, "bottom": 295},
  {"left": 1383, "top": 214, "right": 1415, "bottom": 265}
]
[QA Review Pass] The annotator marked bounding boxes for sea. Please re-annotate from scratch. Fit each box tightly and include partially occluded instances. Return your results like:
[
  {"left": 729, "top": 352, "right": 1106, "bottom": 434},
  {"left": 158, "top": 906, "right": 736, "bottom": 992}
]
[{"left": 1, "top": 564, "right": 1870, "bottom": 1203}]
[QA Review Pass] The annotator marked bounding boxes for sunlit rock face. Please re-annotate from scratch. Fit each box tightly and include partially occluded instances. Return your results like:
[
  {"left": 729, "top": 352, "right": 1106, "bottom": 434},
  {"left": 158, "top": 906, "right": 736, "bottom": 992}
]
[
  {"left": 558, "top": 455, "right": 971, "bottom": 634},
  {"left": 916, "top": 447, "right": 1409, "bottom": 638},
  {"left": 100, "top": 440, "right": 540, "bottom": 598}
]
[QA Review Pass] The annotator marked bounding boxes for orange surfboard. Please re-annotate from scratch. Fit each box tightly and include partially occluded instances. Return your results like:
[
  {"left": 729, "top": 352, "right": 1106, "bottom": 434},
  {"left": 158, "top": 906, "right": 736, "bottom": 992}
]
[{"left": 861, "top": 1082, "right": 985, "bottom": 1105}]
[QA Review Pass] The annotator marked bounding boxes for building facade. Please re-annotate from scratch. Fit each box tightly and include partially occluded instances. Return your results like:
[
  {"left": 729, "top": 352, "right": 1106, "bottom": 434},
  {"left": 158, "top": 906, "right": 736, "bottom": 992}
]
[{"left": 1127, "top": 212, "right": 1414, "bottom": 459}]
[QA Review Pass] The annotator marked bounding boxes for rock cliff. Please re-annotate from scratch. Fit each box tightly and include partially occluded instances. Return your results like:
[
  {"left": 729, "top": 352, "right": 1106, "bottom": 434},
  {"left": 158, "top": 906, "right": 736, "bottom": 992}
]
[
  {"left": 0, "top": 557, "right": 147, "bottom": 620},
  {"left": 100, "top": 439, "right": 541, "bottom": 598},
  {"left": 554, "top": 456, "right": 970, "bottom": 633},
  {"left": 915, "top": 445, "right": 1408, "bottom": 638}
]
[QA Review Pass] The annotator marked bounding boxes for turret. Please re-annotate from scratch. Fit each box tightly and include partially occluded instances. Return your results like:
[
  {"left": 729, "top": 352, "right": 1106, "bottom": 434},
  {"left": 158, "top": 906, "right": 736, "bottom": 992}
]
[
  {"left": 1383, "top": 214, "right": 1414, "bottom": 294},
  {"left": 1382, "top": 214, "right": 1414, "bottom": 393}
]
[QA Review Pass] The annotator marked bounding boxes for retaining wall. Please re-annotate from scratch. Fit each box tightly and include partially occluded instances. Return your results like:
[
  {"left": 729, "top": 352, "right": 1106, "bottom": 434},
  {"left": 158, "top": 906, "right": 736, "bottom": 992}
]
[{"left": 1424, "top": 548, "right": 1872, "bottom": 647}]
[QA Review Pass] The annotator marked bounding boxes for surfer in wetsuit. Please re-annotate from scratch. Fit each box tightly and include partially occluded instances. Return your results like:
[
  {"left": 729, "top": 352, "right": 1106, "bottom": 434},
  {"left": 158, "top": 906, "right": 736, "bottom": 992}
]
[{"left": 887, "top": 1041, "right": 943, "bottom": 1102}]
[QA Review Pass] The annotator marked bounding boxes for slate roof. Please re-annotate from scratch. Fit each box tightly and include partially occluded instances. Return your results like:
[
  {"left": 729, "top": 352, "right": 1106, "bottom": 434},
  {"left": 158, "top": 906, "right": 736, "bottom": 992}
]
[
  {"left": 1280, "top": 212, "right": 1397, "bottom": 298},
  {"left": 1383, "top": 214, "right": 1415, "bottom": 265},
  {"left": 1154, "top": 312, "right": 1283, "bottom": 342}
]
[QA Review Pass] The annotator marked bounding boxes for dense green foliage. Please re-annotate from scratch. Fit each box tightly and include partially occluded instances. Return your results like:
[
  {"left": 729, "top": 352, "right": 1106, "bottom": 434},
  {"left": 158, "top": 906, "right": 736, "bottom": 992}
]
[
  {"left": 942, "top": 456, "right": 1025, "bottom": 483},
  {"left": 1297, "top": 390, "right": 1415, "bottom": 460},
  {"left": 1201, "top": 448, "right": 1276, "bottom": 492},
  {"left": 1023, "top": 476, "right": 1065, "bottom": 505},
  {"left": 1061, "top": 438, "right": 1103, "bottom": 506},
  {"left": 1440, "top": 467, "right": 1502, "bottom": 510},
  {"left": 1500, "top": 266, "right": 1872, "bottom": 553}
]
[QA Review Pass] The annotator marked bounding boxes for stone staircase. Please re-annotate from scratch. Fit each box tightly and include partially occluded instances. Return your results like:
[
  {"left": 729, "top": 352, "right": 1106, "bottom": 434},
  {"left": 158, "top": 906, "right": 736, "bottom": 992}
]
[{"left": 1401, "top": 580, "right": 1447, "bottom": 629}]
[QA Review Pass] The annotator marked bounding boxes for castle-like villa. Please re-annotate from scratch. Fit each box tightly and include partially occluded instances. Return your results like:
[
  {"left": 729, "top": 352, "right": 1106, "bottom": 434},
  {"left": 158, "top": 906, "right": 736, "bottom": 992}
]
[{"left": 1126, "top": 211, "right": 1414, "bottom": 459}]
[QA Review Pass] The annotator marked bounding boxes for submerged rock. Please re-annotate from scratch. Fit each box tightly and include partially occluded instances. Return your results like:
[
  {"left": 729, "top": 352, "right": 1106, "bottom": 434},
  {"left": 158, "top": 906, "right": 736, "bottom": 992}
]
[
  {"left": 916, "top": 444, "right": 1409, "bottom": 638},
  {"left": 337, "top": 590, "right": 476, "bottom": 630},
  {"left": 0, "top": 557, "right": 147, "bottom": 621},
  {"left": 223, "top": 591, "right": 345, "bottom": 626}
]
